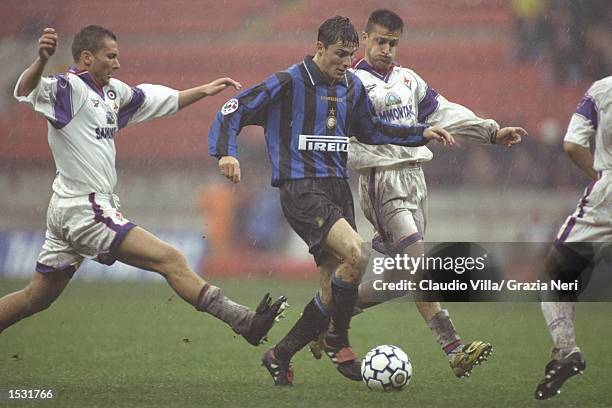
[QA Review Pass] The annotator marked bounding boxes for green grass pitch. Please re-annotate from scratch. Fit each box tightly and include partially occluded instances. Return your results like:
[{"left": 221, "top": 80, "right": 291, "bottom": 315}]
[{"left": 1, "top": 278, "right": 611, "bottom": 407}]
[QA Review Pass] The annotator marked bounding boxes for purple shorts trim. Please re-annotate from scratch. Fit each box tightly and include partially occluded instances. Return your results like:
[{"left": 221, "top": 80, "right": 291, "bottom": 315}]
[
  {"left": 372, "top": 232, "right": 422, "bottom": 256},
  {"left": 372, "top": 234, "right": 386, "bottom": 254},
  {"left": 35, "top": 262, "right": 77, "bottom": 275},
  {"left": 394, "top": 232, "right": 423, "bottom": 253},
  {"left": 88, "top": 193, "right": 137, "bottom": 265},
  {"left": 97, "top": 222, "right": 137, "bottom": 265}
]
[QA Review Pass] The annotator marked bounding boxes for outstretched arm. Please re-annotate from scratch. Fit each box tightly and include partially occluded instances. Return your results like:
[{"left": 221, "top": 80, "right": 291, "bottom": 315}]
[
  {"left": 178, "top": 77, "right": 242, "bottom": 110},
  {"left": 493, "top": 127, "right": 527, "bottom": 147},
  {"left": 563, "top": 141, "right": 597, "bottom": 180},
  {"left": 16, "top": 28, "right": 57, "bottom": 97}
]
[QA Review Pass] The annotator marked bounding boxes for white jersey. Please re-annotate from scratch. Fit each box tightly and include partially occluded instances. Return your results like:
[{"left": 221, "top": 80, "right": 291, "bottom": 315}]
[
  {"left": 348, "top": 59, "right": 499, "bottom": 173},
  {"left": 14, "top": 66, "right": 178, "bottom": 197},
  {"left": 563, "top": 76, "right": 612, "bottom": 172}
]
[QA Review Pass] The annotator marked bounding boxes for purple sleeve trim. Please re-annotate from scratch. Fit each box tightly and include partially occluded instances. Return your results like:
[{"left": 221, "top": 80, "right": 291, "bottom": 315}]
[
  {"left": 118, "top": 87, "right": 146, "bottom": 129},
  {"left": 51, "top": 75, "right": 73, "bottom": 129},
  {"left": 35, "top": 261, "right": 77, "bottom": 275},
  {"left": 417, "top": 87, "right": 439, "bottom": 123},
  {"left": 575, "top": 95, "right": 598, "bottom": 130}
]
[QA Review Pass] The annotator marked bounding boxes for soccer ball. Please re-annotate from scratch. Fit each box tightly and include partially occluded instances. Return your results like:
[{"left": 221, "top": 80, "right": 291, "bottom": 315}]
[{"left": 361, "top": 344, "right": 412, "bottom": 391}]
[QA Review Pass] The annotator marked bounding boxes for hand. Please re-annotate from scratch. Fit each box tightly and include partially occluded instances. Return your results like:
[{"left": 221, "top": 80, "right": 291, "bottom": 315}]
[
  {"left": 218, "top": 156, "right": 241, "bottom": 183},
  {"left": 203, "top": 77, "right": 242, "bottom": 97},
  {"left": 495, "top": 127, "right": 527, "bottom": 147},
  {"left": 38, "top": 28, "right": 58, "bottom": 61},
  {"left": 423, "top": 126, "right": 455, "bottom": 146}
]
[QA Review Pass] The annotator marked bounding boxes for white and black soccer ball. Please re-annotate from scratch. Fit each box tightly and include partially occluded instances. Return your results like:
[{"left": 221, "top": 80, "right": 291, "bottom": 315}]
[{"left": 361, "top": 344, "right": 412, "bottom": 391}]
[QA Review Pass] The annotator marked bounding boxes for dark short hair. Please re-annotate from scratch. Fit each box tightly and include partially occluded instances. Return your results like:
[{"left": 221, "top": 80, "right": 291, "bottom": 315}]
[
  {"left": 317, "top": 16, "right": 359, "bottom": 48},
  {"left": 365, "top": 9, "right": 404, "bottom": 34},
  {"left": 71, "top": 25, "right": 117, "bottom": 62}
]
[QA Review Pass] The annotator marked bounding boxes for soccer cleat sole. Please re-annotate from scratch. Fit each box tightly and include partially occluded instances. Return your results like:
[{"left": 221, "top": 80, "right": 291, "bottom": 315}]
[{"left": 455, "top": 345, "right": 493, "bottom": 378}]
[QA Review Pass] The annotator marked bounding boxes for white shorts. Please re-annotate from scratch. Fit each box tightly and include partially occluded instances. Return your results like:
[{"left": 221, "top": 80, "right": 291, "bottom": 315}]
[
  {"left": 358, "top": 165, "right": 427, "bottom": 254},
  {"left": 36, "top": 192, "right": 136, "bottom": 274},
  {"left": 555, "top": 171, "right": 612, "bottom": 246}
]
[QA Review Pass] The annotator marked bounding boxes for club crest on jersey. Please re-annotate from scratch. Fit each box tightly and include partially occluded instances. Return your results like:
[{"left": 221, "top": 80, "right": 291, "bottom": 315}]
[
  {"left": 384, "top": 92, "right": 402, "bottom": 106},
  {"left": 326, "top": 108, "right": 337, "bottom": 130},
  {"left": 91, "top": 98, "right": 100, "bottom": 108},
  {"left": 106, "top": 90, "right": 117, "bottom": 100},
  {"left": 403, "top": 76, "right": 412, "bottom": 89},
  {"left": 222, "top": 98, "right": 239, "bottom": 115}
]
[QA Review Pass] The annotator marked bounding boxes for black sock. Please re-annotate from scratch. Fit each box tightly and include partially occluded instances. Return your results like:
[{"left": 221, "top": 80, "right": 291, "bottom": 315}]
[
  {"left": 274, "top": 297, "right": 329, "bottom": 362},
  {"left": 328, "top": 277, "right": 358, "bottom": 344}
]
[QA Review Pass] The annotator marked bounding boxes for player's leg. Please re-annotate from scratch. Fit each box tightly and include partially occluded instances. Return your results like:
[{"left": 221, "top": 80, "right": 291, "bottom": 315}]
[
  {"left": 0, "top": 268, "right": 74, "bottom": 333},
  {"left": 263, "top": 178, "right": 362, "bottom": 384},
  {"left": 318, "top": 218, "right": 369, "bottom": 380},
  {"left": 535, "top": 247, "right": 586, "bottom": 399},
  {"left": 358, "top": 167, "right": 491, "bottom": 376},
  {"left": 1, "top": 196, "right": 82, "bottom": 334},
  {"left": 114, "top": 226, "right": 286, "bottom": 346},
  {"left": 265, "top": 256, "right": 337, "bottom": 385},
  {"left": 355, "top": 166, "right": 426, "bottom": 308},
  {"left": 534, "top": 174, "right": 611, "bottom": 399}
]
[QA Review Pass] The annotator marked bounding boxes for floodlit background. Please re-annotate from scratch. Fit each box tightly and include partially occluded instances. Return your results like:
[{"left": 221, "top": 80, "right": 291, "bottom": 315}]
[{"left": 0, "top": 0, "right": 610, "bottom": 279}]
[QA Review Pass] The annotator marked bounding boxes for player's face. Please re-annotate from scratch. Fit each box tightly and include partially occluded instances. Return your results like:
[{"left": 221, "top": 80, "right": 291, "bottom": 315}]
[
  {"left": 363, "top": 25, "right": 401, "bottom": 72},
  {"left": 315, "top": 41, "right": 357, "bottom": 81},
  {"left": 89, "top": 38, "right": 120, "bottom": 87}
]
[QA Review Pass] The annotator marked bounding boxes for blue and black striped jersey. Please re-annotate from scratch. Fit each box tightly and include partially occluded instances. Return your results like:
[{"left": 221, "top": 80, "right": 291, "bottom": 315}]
[{"left": 209, "top": 56, "right": 430, "bottom": 187}]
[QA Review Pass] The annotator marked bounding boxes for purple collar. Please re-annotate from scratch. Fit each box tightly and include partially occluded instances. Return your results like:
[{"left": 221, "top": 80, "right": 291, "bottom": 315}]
[
  {"left": 353, "top": 58, "right": 397, "bottom": 83},
  {"left": 69, "top": 65, "right": 105, "bottom": 98}
]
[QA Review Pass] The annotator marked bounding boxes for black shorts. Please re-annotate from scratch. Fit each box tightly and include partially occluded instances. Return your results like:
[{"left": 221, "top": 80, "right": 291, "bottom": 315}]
[{"left": 279, "top": 177, "right": 357, "bottom": 266}]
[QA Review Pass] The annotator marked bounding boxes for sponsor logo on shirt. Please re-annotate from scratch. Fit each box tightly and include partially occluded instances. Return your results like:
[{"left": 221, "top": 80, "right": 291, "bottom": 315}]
[
  {"left": 379, "top": 104, "right": 415, "bottom": 123},
  {"left": 298, "top": 134, "right": 349, "bottom": 152},
  {"left": 95, "top": 127, "right": 117, "bottom": 140}
]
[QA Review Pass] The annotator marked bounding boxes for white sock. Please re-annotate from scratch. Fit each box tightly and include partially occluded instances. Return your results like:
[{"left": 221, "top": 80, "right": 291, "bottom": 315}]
[
  {"left": 427, "top": 309, "right": 462, "bottom": 361},
  {"left": 541, "top": 301, "right": 577, "bottom": 359},
  {"left": 196, "top": 284, "right": 253, "bottom": 334}
]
